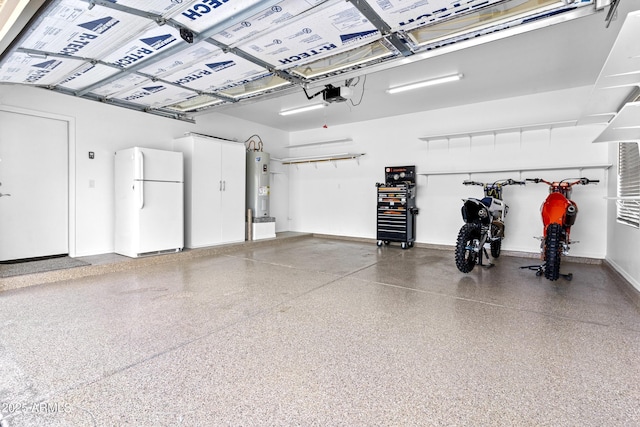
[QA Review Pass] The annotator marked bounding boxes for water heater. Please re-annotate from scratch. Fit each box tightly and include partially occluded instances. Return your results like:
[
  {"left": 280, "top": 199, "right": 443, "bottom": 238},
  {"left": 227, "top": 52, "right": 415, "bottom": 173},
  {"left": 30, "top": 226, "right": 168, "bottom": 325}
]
[{"left": 246, "top": 150, "right": 270, "bottom": 218}]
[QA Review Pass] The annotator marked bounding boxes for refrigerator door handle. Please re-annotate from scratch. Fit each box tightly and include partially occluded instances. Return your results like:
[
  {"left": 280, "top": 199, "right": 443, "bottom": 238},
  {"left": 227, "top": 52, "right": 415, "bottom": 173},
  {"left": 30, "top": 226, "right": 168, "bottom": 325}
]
[
  {"left": 137, "top": 150, "right": 145, "bottom": 209},
  {"left": 139, "top": 151, "right": 145, "bottom": 180}
]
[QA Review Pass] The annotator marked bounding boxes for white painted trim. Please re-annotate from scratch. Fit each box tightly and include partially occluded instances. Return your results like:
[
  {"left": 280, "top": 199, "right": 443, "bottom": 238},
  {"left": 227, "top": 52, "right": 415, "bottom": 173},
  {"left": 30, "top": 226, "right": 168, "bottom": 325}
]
[
  {"left": 605, "top": 257, "right": 640, "bottom": 293},
  {"left": 0, "top": 105, "right": 77, "bottom": 257}
]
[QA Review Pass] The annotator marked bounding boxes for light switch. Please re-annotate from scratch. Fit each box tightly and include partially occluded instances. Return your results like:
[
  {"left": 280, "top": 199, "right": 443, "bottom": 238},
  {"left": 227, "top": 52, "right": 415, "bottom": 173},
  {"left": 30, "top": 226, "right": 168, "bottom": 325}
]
[{"left": 88, "top": 151, "right": 95, "bottom": 159}]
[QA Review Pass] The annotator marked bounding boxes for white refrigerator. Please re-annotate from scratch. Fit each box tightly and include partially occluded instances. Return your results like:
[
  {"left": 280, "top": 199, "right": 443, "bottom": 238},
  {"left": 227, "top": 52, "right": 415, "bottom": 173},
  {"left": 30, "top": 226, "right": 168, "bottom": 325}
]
[{"left": 115, "top": 147, "right": 184, "bottom": 258}]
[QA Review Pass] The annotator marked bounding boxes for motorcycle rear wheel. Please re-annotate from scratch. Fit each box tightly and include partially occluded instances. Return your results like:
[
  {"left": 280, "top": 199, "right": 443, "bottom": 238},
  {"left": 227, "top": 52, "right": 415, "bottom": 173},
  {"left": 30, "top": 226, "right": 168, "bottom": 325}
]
[
  {"left": 544, "top": 223, "right": 563, "bottom": 281},
  {"left": 455, "top": 223, "right": 481, "bottom": 273}
]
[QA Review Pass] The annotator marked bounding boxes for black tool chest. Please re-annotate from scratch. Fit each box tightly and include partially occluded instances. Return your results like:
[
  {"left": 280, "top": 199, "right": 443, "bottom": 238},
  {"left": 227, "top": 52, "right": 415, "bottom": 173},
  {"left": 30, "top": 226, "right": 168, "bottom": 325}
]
[{"left": 376, "top": 166, "right": 418, "bottom": 249}]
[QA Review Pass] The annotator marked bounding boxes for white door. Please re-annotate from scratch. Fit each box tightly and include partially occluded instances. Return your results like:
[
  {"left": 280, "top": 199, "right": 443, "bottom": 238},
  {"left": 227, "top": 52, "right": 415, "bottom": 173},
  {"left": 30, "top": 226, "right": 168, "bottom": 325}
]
[
  {"left": 220, "top": 142, "right": 246, "bottom": 243},
  {"left": 189, "top": 139, "right": 222, "bottom": 248},
  {"left": 0, "top": 110, "right": 68, "bottom": 261}
]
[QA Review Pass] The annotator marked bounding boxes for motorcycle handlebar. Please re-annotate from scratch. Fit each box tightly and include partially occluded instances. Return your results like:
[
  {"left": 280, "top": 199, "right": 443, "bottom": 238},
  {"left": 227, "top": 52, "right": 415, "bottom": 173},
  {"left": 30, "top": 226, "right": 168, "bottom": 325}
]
[
  {"left": 526, "top": 177, "right": 599, "bottom": 186},
  {"left": 463, "top": 179, "right": 526, "bottom": 186},
  {"left": 580, "top": 178, "right": 599, "bottom": 185}
]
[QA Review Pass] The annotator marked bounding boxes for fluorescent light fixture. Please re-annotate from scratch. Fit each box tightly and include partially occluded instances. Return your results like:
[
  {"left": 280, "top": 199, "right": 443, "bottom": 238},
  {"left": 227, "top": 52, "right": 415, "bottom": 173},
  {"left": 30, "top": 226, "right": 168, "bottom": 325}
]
[
  {"left": 387, "top": 73, "right": 463, "bottom": 94},
  {"left": 279, "top": 103, "right": 327, "bottom": 116},
  {"left": 0, "top": 0, "right": 31, "bottom": 43}
]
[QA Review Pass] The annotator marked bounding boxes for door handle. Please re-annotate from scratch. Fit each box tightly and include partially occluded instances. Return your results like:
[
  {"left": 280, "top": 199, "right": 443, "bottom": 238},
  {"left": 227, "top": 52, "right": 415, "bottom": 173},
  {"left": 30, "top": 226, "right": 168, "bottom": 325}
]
[
  {"left": 140, "top": 151, "right": 145, "bottom": 180},
  {"left": 0, "top": 193, "right": 11, "bottom": 197},
  {"left": 136, "top": 150, "right": 145, "bottom": 180},
  {"left": 139, "top": 183, "right": 144, "bottom": 210}
]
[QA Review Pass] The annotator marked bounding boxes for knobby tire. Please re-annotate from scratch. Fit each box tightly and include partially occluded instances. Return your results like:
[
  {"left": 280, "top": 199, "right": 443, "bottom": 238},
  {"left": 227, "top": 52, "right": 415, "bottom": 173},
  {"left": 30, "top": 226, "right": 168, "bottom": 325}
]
[
  {"left": 455, "top": 223, "right": 481, "bottom": 273},
  {"left": 490, "top": 224, "right": 502, "bottom": 258},
  {"left": 544, "top": 223, "right": 563, "bottom": 281}
]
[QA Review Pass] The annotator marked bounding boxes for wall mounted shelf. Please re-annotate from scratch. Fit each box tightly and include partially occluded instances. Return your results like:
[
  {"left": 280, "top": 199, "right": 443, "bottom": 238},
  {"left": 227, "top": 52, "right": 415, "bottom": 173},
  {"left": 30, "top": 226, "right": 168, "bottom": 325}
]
[
  {"left": 418, "top": 120, "right": 577, "bottom": 142},
  {"left": 580, "top": 11, "right": 640, "bottom": 125},
  {"left": 594, "top": 102, "right": 640, "bottom": 143},
  {"left": 276, "top": 153, "right": 365, "bottom": 165},
  {"left": 418, "top": 163, "right": 611, "bottom": 177},
  {"left": 604, "top": 197, "right": 640, "bottom": 204}
]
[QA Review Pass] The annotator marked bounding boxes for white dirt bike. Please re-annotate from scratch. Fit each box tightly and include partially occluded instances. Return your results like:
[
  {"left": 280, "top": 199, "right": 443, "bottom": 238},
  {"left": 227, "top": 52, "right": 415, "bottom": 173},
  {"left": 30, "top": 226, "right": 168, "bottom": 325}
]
[{"left": 455, "top": 179, "right": 525, "bottom": 273}]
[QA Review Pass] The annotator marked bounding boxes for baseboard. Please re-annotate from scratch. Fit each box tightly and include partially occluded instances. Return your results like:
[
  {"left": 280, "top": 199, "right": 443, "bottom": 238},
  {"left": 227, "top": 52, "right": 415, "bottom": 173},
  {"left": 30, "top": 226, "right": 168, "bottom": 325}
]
[
  {"left": 311, "top": 234, "right": 376, "bottom": 244},
  {"left": 311, "top": 234, "right": 603, "bottom": 264},
  {"left": 604, "top": 258, "right": 640, "bottom": 309}
]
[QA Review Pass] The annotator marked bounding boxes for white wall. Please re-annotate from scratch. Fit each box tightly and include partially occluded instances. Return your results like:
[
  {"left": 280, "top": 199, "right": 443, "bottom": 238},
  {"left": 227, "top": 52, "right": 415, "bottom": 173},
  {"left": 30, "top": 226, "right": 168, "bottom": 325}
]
[
  {"left": 268, "top": 156, "right": 290, "bottom": 232},
  {"left": 284, "top": 85, "right": 610, "bottom": 258},
  {"left": 0, "top": 85, "right": 289, "bottom": 256},
  {"left": 2, "top": 82, "right": 634, "bottom": 293},
  {"left": 606, "top": 143, "right": 640, "bottom": 292}
]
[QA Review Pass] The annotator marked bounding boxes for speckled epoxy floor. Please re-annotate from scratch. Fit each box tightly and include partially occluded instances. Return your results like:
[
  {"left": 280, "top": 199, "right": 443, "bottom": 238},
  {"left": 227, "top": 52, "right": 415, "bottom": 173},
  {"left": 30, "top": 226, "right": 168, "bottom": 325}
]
[{"left": 1, "top": 236, "right": 639, "bottom": 426}]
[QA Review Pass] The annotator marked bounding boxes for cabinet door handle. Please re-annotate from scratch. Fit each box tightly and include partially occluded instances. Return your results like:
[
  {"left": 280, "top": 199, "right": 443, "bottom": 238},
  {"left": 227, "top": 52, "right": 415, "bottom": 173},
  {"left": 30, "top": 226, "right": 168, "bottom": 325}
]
[
  {"left": 219, "top": 180, "right": 222, "bottom": 191},
  {"left": 223, "top": 180, "right": 226, "bottom": 191}
]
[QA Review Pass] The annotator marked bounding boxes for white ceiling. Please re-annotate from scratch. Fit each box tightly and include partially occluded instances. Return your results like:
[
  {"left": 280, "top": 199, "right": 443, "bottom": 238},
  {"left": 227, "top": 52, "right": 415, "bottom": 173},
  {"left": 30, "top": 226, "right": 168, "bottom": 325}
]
[
  {"left": 0, "top": 0, "right": 635, "bottom": 133},
  {"left": 216, "top": 1, "right": 635, "bottom": 132}
]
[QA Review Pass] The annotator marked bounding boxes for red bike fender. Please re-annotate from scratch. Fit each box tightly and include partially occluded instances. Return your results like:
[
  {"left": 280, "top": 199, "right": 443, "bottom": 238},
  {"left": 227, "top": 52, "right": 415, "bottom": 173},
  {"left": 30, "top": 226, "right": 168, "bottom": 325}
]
[{"left": 541, "top": 192, "right": 570, "bottom": 234}]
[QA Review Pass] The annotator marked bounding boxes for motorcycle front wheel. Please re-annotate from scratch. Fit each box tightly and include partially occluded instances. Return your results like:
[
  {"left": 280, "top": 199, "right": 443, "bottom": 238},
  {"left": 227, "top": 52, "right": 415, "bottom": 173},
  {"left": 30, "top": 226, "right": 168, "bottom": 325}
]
[
  {"left": 490, "top": 239, "right": 501, "bottom": 258},
  {"left": 490, "top": 224, "right": 502, "bottom": 258},
  {"left": 544, "top": 223, "right": 563, "bottom": 281},
  {"left": 455, "top": 223, "right": 481, "bottom": 273}
]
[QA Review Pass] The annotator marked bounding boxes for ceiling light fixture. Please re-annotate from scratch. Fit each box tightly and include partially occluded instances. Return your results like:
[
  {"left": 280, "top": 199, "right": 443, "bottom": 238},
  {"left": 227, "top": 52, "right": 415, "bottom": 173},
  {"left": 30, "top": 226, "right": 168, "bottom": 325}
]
[
  {"left": 386, "top": 73, "right": 463, "bottom": 94},
  {"left": 279, "top": 103, "right": 327, "bottom": 116}
]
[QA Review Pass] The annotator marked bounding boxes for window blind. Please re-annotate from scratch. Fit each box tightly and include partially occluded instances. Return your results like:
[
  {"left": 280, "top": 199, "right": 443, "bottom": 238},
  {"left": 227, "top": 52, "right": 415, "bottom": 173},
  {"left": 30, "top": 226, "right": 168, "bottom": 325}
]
[{"left": 617, "top": 142, "right": 640, "bottom": 228}]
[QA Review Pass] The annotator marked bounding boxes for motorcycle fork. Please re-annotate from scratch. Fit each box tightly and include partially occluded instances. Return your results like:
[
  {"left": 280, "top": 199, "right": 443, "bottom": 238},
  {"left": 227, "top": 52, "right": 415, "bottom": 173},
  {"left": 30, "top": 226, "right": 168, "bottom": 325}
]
[
  {"left": 490, "top": 221, "right": 504, "bottom": 241},
  {"left": 474, "top": 224, "right": 494, "bottom": 268}
]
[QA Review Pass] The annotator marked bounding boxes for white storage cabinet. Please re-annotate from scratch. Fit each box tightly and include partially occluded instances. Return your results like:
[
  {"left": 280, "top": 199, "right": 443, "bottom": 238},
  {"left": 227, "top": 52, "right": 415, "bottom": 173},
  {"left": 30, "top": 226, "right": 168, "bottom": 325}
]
[{"left": 173, "top": 134, "right": 246, "bottom": 248}]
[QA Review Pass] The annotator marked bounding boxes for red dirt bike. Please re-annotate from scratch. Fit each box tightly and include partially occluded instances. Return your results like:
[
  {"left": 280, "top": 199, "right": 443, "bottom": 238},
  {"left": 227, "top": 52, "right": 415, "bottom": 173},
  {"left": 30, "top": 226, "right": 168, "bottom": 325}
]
[{"left": 522, "top": 177, "right": 599, "bottom": 281}]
